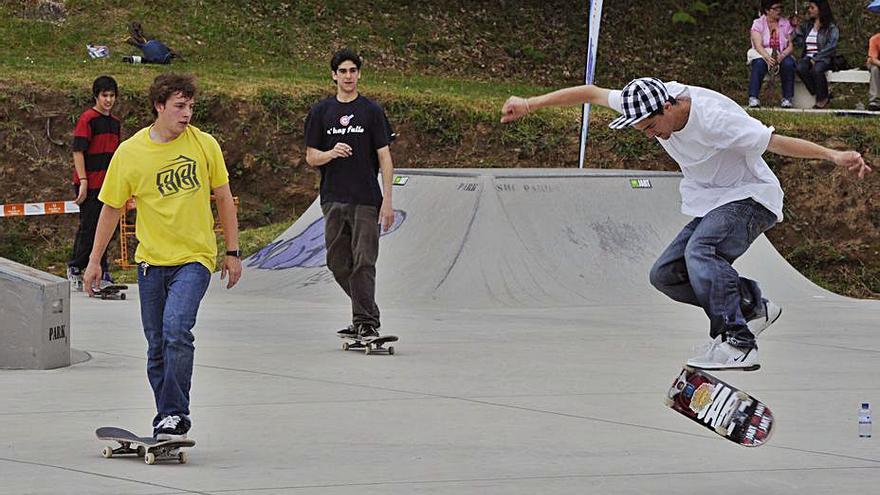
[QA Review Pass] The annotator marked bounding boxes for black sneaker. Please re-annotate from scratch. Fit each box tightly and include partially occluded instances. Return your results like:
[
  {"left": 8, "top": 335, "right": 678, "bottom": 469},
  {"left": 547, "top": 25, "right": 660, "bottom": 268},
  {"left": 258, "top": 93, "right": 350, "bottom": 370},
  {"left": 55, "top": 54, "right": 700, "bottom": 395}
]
[
  {"left": 356, "top": 324, "right": 379, "bottom": 340},
  {"left": 153, "top": 415, "right": 191, "bottom": 440},
  {"left": 337, "top": 325, "right": 357, "bottom": 337}
]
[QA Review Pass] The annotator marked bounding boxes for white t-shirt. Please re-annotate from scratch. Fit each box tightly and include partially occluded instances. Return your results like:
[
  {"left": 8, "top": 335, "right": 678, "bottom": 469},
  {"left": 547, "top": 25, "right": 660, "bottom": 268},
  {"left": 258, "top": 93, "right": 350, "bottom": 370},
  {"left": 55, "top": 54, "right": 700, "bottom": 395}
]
[{"left": 608, "top": 82, "right": 783, "bottom": 222}]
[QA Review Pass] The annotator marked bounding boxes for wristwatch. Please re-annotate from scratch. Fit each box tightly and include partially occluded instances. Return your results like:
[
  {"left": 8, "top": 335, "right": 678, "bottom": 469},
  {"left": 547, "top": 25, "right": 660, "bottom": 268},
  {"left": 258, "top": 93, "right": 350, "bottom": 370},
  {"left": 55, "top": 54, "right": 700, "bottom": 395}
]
[{"left": 226, "top": 249, "right": 241, "bottom": 258}]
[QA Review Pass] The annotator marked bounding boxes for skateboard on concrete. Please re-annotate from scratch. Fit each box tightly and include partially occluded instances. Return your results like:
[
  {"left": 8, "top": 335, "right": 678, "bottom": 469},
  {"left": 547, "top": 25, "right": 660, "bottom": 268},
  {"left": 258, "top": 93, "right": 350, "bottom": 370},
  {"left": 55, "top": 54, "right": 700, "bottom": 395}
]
[
  {"left": 96, "top": 426, "right": 194, "bottom": 464},
  {"left": 665, "top": 366, "right": 775, "bottom": 447},
  {"left": 340, "top": 334, "right": 398, "bottom": 355},
  {"left": 94, "top": 284, "right": 128, "bottom": 300}
]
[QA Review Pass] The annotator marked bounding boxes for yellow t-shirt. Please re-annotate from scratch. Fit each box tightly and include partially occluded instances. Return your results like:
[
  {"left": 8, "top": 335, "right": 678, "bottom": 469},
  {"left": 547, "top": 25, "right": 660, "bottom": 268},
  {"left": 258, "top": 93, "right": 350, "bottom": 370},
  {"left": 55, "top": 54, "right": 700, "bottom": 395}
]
[{"left": 99, "top": 125, "right": 229, "bottom": 271}]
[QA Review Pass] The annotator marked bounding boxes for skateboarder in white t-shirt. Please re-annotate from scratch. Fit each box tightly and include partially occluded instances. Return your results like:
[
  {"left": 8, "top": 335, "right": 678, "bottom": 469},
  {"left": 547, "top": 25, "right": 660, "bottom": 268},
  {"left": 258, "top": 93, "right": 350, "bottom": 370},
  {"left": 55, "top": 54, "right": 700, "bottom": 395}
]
[{"left": 501, "top": 77, "right": 871, "bottom": 371}]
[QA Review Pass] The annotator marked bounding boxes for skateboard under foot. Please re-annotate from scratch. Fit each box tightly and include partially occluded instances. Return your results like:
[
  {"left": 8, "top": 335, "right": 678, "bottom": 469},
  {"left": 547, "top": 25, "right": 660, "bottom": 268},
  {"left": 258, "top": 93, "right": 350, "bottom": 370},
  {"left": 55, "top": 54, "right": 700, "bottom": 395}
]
[
  {"left": 96, "top": 426, "right": 194, "bottom": 465},
  {"left": 340, "top": 335, "right": 398, "bottom": 355}
]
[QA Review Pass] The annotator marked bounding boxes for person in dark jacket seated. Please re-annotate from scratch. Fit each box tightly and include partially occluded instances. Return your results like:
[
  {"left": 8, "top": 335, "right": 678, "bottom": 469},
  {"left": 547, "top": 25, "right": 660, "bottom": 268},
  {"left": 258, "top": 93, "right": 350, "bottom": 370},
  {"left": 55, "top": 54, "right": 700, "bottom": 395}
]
[{"left": 793, "top": 0, "right": 839, "bottom": 109}]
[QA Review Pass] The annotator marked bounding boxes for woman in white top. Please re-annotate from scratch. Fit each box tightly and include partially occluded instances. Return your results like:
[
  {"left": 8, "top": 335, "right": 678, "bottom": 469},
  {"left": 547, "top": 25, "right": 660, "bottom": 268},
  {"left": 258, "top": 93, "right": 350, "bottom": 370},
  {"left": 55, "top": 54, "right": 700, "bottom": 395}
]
[
  {"left": 748, "top": 1, "right": 796, "bottom": 108},
  {"left": 793, "top": 0, "right": 839, "bottom": 108}
]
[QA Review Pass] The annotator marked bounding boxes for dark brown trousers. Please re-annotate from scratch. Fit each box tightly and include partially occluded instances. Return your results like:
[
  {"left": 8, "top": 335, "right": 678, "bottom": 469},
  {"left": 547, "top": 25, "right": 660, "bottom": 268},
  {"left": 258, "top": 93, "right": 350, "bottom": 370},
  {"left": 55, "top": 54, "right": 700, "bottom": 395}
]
[{"left": 322, "top": 202, "right": 381, "bottom": 328}]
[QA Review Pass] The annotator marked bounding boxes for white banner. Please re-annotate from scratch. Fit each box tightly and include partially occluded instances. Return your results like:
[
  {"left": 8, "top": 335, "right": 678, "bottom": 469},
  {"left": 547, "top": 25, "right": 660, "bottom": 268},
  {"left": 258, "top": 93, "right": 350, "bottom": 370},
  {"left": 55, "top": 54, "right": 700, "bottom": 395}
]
[{"left": 0, "top": 201, "right": 80, "bottom": 217}]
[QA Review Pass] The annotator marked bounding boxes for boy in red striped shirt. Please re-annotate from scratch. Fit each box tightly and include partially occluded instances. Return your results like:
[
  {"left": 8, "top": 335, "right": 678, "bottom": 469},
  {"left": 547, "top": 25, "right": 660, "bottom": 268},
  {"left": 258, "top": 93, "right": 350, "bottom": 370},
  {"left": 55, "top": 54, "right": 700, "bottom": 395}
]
[{"left": 67, "top": 76, "right": 121, "bottom": 290}]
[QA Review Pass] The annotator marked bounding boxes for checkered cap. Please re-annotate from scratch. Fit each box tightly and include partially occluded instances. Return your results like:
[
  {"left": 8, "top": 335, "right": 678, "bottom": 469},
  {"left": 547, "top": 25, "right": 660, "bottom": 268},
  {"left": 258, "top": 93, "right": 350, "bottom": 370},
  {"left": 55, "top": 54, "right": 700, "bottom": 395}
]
[{"left": 609, "top": 78, "right": 671, "bottom": 129}]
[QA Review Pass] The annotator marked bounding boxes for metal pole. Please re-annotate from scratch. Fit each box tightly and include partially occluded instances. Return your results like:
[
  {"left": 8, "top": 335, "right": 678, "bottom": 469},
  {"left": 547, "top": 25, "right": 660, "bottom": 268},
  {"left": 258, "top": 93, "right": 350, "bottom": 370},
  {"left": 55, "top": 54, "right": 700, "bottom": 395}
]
[{"left": 577, "top": 0, "right": 604, "bottom": 169}]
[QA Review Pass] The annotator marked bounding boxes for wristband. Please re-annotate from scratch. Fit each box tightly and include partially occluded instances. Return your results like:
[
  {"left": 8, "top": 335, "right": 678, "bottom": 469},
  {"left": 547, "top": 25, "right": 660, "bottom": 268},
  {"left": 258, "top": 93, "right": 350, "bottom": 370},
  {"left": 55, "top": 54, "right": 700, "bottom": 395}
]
[{"left": 226, "top": 249, "right": 241, "bottom": 258}]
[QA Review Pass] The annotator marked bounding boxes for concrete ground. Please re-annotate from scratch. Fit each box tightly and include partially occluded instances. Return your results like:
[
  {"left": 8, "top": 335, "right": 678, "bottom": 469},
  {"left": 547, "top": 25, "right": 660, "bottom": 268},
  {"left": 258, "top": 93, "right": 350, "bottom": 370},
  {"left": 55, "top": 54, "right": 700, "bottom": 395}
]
[{"left": 1, "top": 169, "right": 878, "bottom": 494}]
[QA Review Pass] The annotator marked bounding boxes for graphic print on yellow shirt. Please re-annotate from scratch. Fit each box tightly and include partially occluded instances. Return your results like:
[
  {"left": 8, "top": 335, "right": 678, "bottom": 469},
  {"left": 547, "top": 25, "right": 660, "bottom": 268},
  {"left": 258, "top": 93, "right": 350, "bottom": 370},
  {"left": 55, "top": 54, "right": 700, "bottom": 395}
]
[
  {"left": 157, "top": 155, "right": 202, "bottom": 198},
  {"left": 99, "top": 125, "right": 229, "bottom": 271}
]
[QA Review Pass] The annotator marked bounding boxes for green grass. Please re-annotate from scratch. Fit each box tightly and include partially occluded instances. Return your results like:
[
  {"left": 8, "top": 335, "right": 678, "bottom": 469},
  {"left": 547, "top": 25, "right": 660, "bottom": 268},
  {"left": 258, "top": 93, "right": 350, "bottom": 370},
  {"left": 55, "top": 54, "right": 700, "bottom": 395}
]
[
  {"left": 785, "top": 239, "right": 880, "bottom": 297},
  {"left": 0, "top": 0, "right": 549, "bottom": 104}
]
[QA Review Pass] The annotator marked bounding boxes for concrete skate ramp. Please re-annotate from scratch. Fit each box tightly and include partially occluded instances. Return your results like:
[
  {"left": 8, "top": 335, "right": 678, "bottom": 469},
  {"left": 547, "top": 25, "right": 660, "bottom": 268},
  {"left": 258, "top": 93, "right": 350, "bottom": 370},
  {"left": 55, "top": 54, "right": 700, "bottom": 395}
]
[{"left": 236, "top": 168, "right": 836, "bottom": 308}]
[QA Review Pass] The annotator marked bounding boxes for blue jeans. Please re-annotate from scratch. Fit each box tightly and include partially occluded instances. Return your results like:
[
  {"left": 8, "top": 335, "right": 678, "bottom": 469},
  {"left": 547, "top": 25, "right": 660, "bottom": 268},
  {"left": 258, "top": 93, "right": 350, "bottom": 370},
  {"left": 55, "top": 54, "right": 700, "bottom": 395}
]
[
  {"left": 138, "top": 262, "right": 211, "bottom": 425},
  {"left": 649, "top": 199, "right": 778, "bottom": 346},
  {"left": 749, "top": 56, "right": 795, "bottom": 99}
]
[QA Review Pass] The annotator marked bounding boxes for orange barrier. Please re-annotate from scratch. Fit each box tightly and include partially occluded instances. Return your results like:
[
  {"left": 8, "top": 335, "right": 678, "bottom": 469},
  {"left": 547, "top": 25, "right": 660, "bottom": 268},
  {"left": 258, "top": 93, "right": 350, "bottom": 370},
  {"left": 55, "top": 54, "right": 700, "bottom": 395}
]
[{"left": 0, "top": 201, "right": 80, "bottom": 217}]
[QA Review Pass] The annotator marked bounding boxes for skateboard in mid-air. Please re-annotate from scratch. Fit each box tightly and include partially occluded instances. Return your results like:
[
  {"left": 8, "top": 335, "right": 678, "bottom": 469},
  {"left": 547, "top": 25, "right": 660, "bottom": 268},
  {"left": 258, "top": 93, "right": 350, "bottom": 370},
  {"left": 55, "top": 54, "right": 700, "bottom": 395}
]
[
  {"left": 96, "top": 426, "right": 194, "bottom": 464},
  {"left": 340, "top": 334, "right": 398, "bottom": 355},
  {"left": 665, "top": 366, "right": 775, "bottom": 447},
  {"left": 94, "top": 284, "right": 128, "bottom": 300}
]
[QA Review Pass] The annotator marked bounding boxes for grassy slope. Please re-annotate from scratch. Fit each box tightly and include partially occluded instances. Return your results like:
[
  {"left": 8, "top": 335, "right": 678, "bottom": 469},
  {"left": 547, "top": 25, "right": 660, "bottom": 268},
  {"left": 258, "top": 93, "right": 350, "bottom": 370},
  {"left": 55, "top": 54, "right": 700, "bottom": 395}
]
[
  {"left": 0, "top": 1, "right": 877, "bottom": 295},
  {"left": 5, "top": 1, "right": 880, "bottom": 95}
]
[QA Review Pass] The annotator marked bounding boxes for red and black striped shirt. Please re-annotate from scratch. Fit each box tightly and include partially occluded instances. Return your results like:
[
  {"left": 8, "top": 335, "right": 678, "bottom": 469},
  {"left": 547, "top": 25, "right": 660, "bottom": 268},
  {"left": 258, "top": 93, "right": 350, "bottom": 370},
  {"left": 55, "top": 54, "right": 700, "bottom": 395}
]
[{"left": 72, "top": 108, "right": 121, "bottom": 189}]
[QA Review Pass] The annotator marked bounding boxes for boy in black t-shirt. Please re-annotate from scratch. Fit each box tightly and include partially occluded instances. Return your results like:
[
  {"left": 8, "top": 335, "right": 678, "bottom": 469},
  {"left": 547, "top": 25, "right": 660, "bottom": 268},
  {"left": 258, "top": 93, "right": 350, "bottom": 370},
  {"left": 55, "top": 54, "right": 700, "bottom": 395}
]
[{"left": 304, "top": 48, "right": 395, "bottom": 339}]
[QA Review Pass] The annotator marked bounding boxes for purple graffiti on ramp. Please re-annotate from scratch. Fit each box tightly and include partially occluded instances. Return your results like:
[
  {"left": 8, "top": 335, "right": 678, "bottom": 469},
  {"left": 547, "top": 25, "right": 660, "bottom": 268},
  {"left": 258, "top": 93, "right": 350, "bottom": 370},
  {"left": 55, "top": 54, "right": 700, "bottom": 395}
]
[{"left": 246, "top": 209, "right": 407, "bottom": 270}]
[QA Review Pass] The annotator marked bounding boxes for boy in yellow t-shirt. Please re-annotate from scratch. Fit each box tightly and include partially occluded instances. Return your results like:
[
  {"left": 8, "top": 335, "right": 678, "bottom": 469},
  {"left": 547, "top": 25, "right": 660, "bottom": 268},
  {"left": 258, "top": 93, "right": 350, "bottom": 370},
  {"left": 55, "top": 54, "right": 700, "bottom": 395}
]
[{"left": 83, "top": 73, "right": 241, "bottom": 440}]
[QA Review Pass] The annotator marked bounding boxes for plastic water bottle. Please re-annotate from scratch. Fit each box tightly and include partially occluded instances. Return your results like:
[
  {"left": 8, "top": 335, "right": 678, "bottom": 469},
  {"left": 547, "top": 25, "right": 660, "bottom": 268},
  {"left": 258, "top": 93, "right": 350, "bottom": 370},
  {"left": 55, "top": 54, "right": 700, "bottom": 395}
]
[{"left": 859, "top": 403, "right": 872, "bottom": 438}]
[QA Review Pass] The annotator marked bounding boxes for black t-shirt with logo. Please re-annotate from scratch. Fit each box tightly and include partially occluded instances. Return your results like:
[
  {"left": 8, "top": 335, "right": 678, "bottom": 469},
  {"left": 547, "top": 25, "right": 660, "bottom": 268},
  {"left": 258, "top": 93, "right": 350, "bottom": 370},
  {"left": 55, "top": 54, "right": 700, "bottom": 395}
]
[{"left": 304, "top": 95, "right": 391, "bottom": 207}]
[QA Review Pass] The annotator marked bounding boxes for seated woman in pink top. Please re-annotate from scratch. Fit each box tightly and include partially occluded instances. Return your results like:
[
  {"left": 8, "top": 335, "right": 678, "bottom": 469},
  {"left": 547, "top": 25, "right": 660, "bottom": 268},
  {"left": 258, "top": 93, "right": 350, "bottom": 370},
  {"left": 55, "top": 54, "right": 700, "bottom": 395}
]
[{"left": 748, "top": 0, "right": 796, "bottom": 108}]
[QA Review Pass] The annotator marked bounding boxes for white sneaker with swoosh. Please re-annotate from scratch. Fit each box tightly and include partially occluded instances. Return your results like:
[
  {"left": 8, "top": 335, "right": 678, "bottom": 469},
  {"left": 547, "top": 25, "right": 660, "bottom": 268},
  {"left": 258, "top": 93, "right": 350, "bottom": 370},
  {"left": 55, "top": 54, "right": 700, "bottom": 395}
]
[{"left": 687, "top": 342, "right": 760, "bottom": 371}]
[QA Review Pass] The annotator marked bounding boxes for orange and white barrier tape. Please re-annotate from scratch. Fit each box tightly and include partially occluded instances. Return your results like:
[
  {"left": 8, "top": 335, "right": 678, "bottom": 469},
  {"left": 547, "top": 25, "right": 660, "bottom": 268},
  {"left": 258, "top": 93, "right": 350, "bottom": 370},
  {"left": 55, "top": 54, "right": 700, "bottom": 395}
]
[{"left": 0, "top": 201, "right": 80, "bottom": 217}]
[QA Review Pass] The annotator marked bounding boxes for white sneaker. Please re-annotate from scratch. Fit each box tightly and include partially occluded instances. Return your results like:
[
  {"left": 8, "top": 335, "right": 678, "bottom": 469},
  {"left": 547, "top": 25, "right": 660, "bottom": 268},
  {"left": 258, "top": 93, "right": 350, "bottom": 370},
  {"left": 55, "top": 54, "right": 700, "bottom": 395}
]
[
  {"left": 748, "top": 97, "right": 760, "bottom": 108},
  {"left": 780, "top": 98, "right": 793, "bottom": 108},
  {"left": 693, "top": 299, "right": 782, "bottom": 353},
  {"left": 67, "top": 267, "right": 83, "bottom": 292},
  {"left": 687, "top": 342, "right": 760, "bottom": 371},
  {"left": 747, "top": 299, "right": 782, "bottom": 338}
]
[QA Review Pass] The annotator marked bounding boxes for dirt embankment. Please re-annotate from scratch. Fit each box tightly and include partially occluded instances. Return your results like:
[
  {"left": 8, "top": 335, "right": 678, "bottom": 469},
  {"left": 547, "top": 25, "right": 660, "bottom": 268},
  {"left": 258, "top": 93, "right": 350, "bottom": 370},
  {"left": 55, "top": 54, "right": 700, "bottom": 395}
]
[{"left": 0, "top": 83, "right": 877, "bottom": 297}]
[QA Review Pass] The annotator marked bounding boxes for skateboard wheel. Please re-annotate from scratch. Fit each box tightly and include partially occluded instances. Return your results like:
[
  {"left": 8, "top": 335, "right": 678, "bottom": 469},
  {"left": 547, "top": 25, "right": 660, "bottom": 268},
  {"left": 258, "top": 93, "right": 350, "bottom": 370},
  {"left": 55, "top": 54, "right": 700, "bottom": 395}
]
[
  {"left": 715, "top": 426, "right": 728, "bottom": 436},
  {"left": 145, "top": 452, "right": 156, "bottom": 465},
  {"left": 735, "top": 391, "right": 749, "bottom": 401},
  {"left": 120, "top": 293, "right": 126, "bottom": 300},
  {"left": 664, "top": 397, "right": 674, "bottom": 407},
  {"left": 388, "top": 346, "right": 395, "bottom": 355},
  {"left": 684, "top": 365, "right": 696, "bottom": 373},
  {"left": 136, "top": 445, "right": 146, "bottom": 457},
  {"left": 364, "top": 345, "right": 372, "bottom": 355},
  {"left": 178, "top": 451, "right": 188, "bottom": 464},
  {"left": 102, "top": 446, "right": 113, "bottom": 458},
  {"left": 342, "top": 342, "right": 350, "bottom": 351}
]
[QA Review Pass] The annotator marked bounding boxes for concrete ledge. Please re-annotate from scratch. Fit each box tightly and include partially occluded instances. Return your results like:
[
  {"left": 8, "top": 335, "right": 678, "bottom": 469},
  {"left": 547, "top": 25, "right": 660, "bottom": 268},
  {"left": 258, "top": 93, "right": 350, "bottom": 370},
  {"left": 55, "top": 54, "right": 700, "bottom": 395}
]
[{"left": 0, "top": 257, "right": 71, "bottom": 369}]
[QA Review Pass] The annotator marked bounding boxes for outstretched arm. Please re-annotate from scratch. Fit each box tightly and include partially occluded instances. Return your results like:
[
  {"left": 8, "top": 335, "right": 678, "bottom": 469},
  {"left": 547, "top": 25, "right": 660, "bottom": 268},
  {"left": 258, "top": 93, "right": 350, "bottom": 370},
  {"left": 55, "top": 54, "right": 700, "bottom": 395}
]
[
  {"left": 767, "top": 134, "right": 872, "bottom": 178},
  {"left": 500, "top": 85, "right": 612, "bottom": 123}
]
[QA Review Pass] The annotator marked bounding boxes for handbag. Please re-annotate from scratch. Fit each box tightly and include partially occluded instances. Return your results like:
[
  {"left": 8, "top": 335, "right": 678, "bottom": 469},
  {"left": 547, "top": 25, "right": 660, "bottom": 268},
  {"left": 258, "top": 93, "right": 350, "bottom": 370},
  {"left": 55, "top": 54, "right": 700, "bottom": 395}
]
[{"left": 830, "top": 54, "right": 850, "bottom": 71}]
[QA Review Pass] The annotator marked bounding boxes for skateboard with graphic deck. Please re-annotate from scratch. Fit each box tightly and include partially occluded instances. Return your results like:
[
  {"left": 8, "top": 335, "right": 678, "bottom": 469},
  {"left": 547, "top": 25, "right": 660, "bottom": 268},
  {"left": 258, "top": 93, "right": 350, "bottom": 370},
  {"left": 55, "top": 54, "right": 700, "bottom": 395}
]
[
  {"left": 340, "top": 334, "right": 398, "bottom": 355},
  {"left": 94, "top": 284, "right": 128, "bottom": 300},
  {"left": 665, "top": 366, "right": 775, "bottom": 447},
  {"left": 96, "top": 426, "right": 194, "bottom": 465}
]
